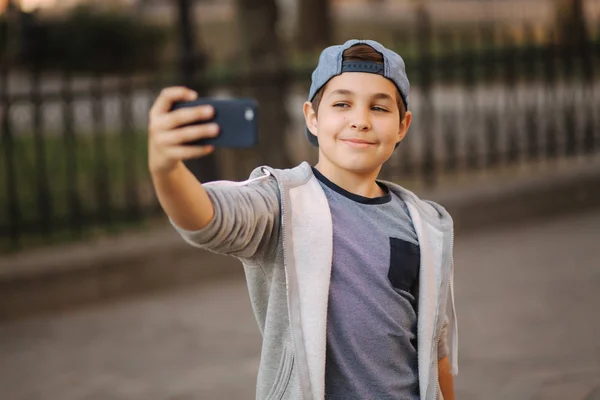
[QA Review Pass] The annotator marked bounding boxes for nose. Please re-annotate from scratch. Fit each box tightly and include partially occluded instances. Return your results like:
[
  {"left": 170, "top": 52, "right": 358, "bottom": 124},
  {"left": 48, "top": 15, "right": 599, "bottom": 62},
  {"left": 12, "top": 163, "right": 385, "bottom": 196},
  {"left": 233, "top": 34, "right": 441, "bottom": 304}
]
[{"left": 349, "top": 108, "right": 371, "bottom": 132}]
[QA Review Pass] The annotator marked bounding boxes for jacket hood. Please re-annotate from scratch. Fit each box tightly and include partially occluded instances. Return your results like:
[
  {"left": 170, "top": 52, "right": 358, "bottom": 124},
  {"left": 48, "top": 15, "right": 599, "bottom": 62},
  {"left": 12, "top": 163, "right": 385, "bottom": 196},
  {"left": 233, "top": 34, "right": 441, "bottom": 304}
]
[{"left": 252, "top": 161, "right": 453, "bottom": 233}]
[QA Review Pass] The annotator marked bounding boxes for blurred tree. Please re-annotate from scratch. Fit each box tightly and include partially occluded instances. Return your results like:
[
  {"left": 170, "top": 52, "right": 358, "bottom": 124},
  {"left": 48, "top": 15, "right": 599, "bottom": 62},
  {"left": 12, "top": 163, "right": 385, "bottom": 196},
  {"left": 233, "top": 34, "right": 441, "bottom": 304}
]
[
  {"left": 235, "top": 0, "right": 282, "bottom": 71},
  {"left": 297, "top": 0, "right": 332, "bottom": 53},
  {"left": 553, "top": 0, "right": 588, "bottom": 46},
  {"left": 1, "top": 1, "right": 24, "bottom": 65},
  {"left": 177, "top": 0, "right": 196, "bottom": 85},
  {"left": 233, "top": 0, "right": 291, "bottom": 175},
  {"left": 0, "top": 10, "right": 9, "bottom": 64},
  {"left": 16, "top": 5, "right": 168, "bottom": 72}
]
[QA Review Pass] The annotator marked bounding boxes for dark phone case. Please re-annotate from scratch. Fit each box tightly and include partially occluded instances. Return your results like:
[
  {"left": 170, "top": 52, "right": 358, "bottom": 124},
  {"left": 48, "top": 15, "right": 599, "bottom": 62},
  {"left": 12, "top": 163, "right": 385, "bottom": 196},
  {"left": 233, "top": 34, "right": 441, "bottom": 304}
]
[{"left": 170, "top": 98, "right": 259, "bottom": 148}]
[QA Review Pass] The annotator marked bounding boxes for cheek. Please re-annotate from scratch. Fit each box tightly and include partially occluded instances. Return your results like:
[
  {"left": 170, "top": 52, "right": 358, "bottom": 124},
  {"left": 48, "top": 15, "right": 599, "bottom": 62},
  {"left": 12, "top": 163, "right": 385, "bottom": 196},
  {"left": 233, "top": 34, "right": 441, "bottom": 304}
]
[
  {"left": 378, "top": 122, "right": 399, "bottom": 142},
  {"left": 318, "top": 113, "right": 346, "bottom": 132}
]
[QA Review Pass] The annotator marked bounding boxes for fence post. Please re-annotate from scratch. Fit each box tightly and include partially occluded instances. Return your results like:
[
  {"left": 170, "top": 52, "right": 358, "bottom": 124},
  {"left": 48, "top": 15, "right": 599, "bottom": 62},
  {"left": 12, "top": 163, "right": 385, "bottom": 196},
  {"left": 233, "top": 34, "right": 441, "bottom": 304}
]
[
  {"left": 523, "top": 24, "right": 540, "bottom": 162},
  {"left": 440, "top": 30, "right": 458, "bottom": 173},
  {"left": 60, "top": 68, "right": 83, "bottom": 236},
  {"left": 543, "top": 29, "right": 558, "bottom": 160},
  {"left": 119, "top": 75, "right": 141, "bottom": 221},
  {"left": 235, "top": 0, "right": 291, "bottom": 175},
  {"left": 560, "top": 26, "right": 577, "bottom": 157},
  {"left": 176, "top": 0, "right": 219, "bottom": 182},
  {"left": 502, "top": 29, "right": 519, "bottom": 165},
  {"left": 22, "top": 12, "right": 52, "bottom": 239},
  {"left": 482, "top": 26, "right": 500, "bottom": 169},
  {"left": 462, "top": 29, "right": 478, "bottom": 172},
  {"left": 415, "top": 3, "right": 436, "bottom": 187},
  {"left": 90, "top": 74, "right": 112, "bottom": 227},
  {"left": 177, "top": 0, "right": 197, "bottom": 89},
  {"left": 580, "top": 23, "right": 595, "bottom": 155},
  {"left": 0, "top": 7, "right": 20, "bottom": 249},
  {"left": 396, "top": 30, "right": 415, "bottom": 179}
]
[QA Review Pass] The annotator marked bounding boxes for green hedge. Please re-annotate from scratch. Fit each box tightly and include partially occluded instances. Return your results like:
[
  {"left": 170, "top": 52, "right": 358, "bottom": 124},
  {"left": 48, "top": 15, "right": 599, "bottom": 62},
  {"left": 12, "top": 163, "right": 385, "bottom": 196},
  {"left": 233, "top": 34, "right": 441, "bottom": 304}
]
[{"left": 0, "top": 129, "right": 152, "bottom": 252}]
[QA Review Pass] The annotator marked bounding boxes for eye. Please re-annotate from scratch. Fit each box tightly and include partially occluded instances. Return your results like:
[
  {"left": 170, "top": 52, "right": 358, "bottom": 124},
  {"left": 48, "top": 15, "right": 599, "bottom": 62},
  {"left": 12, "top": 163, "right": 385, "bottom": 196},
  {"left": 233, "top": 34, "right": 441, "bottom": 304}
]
[
  {"left": 372, "top": 106, "right": 389, "bottom": 112},
  {"left": 333, "top": 102, "right": 350, "bottom": 108}
]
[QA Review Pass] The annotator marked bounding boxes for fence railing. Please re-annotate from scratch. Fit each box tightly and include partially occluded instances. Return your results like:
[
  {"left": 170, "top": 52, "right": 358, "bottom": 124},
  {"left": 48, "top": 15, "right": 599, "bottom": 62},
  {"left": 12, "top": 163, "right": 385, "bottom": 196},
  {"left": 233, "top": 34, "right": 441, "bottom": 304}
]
[{"left": 1, "top": 24, "right": 599, "bottom": 253}]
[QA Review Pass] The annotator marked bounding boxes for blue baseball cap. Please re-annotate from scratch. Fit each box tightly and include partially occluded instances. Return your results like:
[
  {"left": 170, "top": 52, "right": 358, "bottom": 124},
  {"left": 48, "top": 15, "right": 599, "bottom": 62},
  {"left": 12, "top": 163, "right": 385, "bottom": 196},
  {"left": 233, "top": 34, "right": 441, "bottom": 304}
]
[{"left": 305, "top": 39, "right": 410, "bottom": 147}]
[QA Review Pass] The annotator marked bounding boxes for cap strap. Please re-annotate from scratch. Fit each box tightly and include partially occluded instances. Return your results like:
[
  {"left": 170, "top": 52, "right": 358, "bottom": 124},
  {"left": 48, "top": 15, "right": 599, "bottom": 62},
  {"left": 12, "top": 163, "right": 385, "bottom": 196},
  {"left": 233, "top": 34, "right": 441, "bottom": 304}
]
[{"left": 341, "top": 61, "right": 384, "bottom": 75}]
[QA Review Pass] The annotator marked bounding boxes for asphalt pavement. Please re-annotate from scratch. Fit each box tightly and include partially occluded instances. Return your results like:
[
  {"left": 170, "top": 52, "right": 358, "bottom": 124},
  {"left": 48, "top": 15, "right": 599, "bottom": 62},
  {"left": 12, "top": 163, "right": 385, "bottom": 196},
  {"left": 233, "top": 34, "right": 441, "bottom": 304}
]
[{"left": 1, "top": 210, "right": 600, "bottom": 400}]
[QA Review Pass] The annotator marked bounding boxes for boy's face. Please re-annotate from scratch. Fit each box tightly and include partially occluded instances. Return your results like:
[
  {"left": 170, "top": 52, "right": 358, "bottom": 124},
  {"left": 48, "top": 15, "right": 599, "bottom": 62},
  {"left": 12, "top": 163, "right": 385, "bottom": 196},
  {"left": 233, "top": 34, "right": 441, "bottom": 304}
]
[{"left": 303, "top": 72, "right": 412, "bottom": 177}]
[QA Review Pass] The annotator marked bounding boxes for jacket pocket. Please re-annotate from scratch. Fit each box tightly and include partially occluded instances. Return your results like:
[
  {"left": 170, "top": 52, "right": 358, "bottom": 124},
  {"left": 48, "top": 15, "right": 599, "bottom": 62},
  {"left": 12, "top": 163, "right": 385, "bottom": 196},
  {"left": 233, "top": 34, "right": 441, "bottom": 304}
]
[
  {"left": 388, "top": 237, "right": 420, "bottom": 293},
  {"left": 265, "top": 344, "right": 294, "bottom": 400}
]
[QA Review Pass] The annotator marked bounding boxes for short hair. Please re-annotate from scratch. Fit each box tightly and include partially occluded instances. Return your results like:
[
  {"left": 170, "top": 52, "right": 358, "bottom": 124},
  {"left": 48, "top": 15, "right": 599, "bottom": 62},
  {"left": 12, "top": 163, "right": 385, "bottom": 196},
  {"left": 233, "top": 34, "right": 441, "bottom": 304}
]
[{"left": 311, "top": 44, "right": 407, "bottom": 121}]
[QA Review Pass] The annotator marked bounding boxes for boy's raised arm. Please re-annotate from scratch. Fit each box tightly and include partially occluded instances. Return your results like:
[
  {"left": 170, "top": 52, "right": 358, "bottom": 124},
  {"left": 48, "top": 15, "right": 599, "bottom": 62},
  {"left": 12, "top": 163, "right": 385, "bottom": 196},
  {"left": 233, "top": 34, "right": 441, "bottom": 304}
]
[
  {"left": 148, "top": 87, "right": 220, "bottom": 231},
  {"left": 151, "top": 162, "right": 214, "bottom": 231},
  {"left": 147, "top": 87, "right": 281, "bottom": 262}
]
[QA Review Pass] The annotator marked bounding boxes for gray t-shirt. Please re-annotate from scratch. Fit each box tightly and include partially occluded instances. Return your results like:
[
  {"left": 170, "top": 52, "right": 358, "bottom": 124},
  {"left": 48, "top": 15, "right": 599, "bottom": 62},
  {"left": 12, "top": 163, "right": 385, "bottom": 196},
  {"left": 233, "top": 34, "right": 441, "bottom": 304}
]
[{"left": 313, "top": 168, "right": 420, "bottom": 400}]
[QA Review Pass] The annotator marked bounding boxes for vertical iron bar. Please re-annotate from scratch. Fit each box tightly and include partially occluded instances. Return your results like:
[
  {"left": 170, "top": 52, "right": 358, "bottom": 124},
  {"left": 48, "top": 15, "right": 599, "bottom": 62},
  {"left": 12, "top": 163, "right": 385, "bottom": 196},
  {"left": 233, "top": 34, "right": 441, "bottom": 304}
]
[
  {"left": 503, "top": 30, "right": 519, "bottom": 165},
  {"left": 596, "top": 22, "right": 600, "bottom": 149},
  {"left": 581, "top": 24, "right": 595, "bottom": 154},
  {"left": 483, "top": 26, "right": 499, "bottom": 169},
  {"left": 176, "top": 0, "right": 219, "bottom": 183},
  {"left": 523, "top": 24, "right": 539, "bottom": 161},
  {"left": 462, "top": 30, "right": 478, "bottom": 171},
  {"left": 91, "top": 74, "right": 111, "bottom": 226},
  {"left": 119, "top": 74, "right": 140, "bottom": 221},
  {"left": 1, "top": 43, "right": 20, "bottom": 248},
  {"left": 30, "top": 27, "right": 52, "bottom": 239},
  {"left": 544, "top": 30, "right": 558, "bottom": 159},
  {"left": 177, "top": 0, "right": 197, "bottom": 89},
  {"left": 399, "top": 31, "right": 415, "bottom": 179},
  {"left": 561, "top": 32, "right": 577, "bottom": 157},
  {"left": 61, "top": 68, "right": 82, "bottom": 236},
  {"left": 442, "top": 31, "right": 458, "bottom": 173},
  {"left": 415, "top": 4, "right": 436, "bottom": 187}
]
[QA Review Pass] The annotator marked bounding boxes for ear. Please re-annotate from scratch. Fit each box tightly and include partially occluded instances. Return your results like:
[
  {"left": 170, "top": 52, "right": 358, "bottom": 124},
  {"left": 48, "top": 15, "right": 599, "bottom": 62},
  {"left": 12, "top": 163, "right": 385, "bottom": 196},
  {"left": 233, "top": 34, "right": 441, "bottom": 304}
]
[
  {"left": 303, "top": 101, "right": 318, "bottom": 136},
  {"left": 397, "top": 111, "right": 412, "bottom": 144}
]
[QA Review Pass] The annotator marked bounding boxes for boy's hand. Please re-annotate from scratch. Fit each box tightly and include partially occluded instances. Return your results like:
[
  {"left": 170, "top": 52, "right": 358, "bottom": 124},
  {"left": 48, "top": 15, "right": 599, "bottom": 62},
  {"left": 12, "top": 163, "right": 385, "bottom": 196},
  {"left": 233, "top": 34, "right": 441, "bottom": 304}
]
[{"left": 148, "top": 86, "right": 219, "bottom": 175}]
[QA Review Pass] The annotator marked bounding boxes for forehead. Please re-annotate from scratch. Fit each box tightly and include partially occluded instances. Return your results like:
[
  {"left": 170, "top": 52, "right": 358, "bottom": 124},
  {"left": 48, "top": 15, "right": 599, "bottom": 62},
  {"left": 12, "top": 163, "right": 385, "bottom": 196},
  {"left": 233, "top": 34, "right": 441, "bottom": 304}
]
[{"left": 322, "top": 72, "right": 398, "bottom": 100}]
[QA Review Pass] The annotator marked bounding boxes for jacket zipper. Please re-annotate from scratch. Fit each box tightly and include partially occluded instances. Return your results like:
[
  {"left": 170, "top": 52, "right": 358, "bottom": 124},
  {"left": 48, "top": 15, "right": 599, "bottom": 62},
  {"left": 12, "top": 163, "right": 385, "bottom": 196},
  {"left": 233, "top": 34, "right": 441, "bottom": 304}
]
[
  {"left": 271, "top": 169, "right": 303, "bottom": 400},
  {"left": 433, "top": 229, "right": 455, "bottom": 400}
]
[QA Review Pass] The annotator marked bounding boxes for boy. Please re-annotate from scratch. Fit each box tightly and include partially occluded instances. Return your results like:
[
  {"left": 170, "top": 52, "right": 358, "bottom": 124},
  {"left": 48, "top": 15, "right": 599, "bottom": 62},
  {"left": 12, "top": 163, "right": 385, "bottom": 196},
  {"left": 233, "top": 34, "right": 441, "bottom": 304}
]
[{"left": 148, "top": 39, "right": 458, "bottom": 400}]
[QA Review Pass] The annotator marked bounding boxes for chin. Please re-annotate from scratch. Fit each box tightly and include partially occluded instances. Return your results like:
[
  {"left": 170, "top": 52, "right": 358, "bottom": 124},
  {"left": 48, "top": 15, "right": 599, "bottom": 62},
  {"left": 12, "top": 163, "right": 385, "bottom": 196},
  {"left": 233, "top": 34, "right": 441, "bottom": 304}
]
[
  {"left": 335, "top": 158, "right": 382, "bottom": 174},
  {"left": 319, "top": 144, "right": 392, "bottom": 174}
]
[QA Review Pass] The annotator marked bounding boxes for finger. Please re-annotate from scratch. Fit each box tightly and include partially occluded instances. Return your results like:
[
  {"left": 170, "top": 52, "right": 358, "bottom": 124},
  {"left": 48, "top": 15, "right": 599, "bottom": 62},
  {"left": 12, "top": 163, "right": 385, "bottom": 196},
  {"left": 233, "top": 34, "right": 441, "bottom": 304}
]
[
  {"left": 167, "top": 145, "right": 216, "bottom": 160},
  {"left": 153, "top": 105, "right": 215, "bottom": 131},
  {"left": 159, "top": 123, "right": 219, "bottom": 146},
  {"left": 149, "top": 86, "right": 198, "bottom": 117}
]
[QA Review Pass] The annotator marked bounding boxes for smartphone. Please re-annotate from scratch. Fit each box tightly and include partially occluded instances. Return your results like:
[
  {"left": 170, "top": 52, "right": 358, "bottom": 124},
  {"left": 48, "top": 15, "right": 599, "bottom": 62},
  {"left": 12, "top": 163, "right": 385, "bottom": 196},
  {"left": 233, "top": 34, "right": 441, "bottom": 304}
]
[{"left": 170, "top": 98, "right": 259, "bottom": 148}]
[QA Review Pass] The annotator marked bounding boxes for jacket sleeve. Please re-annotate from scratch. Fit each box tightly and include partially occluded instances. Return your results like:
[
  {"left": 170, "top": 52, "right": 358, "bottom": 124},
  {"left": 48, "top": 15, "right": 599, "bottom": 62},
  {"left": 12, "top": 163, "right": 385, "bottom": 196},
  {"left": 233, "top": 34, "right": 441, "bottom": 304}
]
[{"left": 170, "top": 173, "right": 281, "bottom": 264}]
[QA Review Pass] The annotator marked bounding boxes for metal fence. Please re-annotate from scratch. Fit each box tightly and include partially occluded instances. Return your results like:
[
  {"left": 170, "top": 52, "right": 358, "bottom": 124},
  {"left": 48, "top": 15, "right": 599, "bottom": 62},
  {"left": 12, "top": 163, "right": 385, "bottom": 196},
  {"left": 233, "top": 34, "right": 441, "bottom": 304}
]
[{"left": 1, "top": 22, "right": 600, "bottom": 252}]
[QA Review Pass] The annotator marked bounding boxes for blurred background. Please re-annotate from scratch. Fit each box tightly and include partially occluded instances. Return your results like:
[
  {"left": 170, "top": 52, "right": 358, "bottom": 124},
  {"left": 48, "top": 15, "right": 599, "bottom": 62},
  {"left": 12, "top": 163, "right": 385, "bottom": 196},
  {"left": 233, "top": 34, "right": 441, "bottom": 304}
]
[{"left": 0, "top": 0, "right": 599, "bottom": 399}]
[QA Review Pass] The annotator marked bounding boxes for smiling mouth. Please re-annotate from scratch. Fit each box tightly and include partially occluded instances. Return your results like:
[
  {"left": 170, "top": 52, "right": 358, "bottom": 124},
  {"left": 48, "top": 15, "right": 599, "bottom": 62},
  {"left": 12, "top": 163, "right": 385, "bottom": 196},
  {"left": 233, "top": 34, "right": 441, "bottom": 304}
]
[{"left": 341, "top": 138, "right": 377, "bottom": 145}]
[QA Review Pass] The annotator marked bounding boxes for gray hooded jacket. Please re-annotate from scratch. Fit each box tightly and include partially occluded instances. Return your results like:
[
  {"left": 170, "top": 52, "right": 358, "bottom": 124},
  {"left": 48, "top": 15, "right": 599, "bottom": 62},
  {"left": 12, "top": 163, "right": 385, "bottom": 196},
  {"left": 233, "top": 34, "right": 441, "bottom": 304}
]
[{"left": 171, "top": 162, "right": 458, "bottom": 400}]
